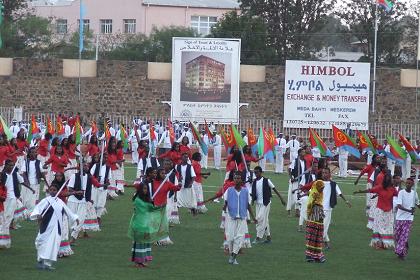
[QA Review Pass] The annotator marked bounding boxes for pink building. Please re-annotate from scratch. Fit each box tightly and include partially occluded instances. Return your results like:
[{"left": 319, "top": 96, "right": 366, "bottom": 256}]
[{"left": 29, "top": 0, "right": 239, "bottom": 35}]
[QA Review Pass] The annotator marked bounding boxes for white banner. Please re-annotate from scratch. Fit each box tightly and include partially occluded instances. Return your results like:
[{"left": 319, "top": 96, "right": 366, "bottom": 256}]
[
  {"left": 284, "top": 60, "right": 370, "bottom": 130},
  {"left": 171, "top": 38, "right": 241, "bottom": 123}
]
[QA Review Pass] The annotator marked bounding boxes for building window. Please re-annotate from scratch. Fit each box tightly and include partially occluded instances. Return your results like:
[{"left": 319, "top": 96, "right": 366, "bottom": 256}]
[
  {"left": 124, "top": 19, "right": 136, "bottom": 34},
  {"left": 191, "top": 16, "right": 217, "bottom": 35},
  {"left": 100, "top": 19, "right": 113, "bottom": 34},
  {"left": 56, "top": 19, "right": 68, "bottom": 34},
  {"left": 77, "top": 19, "right": 90, "bottom": 32}
]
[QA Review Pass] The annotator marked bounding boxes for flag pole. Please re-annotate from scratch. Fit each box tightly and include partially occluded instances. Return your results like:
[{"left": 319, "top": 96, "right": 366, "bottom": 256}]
[
  {"left": 78, "top": 0, "right": 84, "bottom": 101},
  {"left": 416, "top": 1, "right": 420, "bottom": 109},
  {"left": 372, "top": 2, "right": 378, "bottom": 113}
]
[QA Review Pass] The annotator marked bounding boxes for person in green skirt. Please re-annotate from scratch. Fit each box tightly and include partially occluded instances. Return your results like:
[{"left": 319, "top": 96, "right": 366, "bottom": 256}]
[{"left": 128, "top": 168, "right": 168, "bottom": 268}]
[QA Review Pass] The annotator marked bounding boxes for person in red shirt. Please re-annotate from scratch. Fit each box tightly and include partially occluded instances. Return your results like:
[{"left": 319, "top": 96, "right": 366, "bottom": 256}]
[
  {"left": 191, "top": 152, "right": 210, "bottom": 213},
  {"left": 303, "top": 145, "right": 315, "bottom": 169},
  {"left": 87, "top": 134, "right": 100, "bottom": 163},
  {"left": 106, "top": 137, "right": 121, "bottom": 198},
  {"left": 43, "top": 145, "right": 69, "bottom": 185},
  {"left": 16, "top": 130, "right": 28, "bottom": 166},
  {"left": 63, "top": 135, "right": 78, "bottom": 178},
  {"left": 37, "top": 133, "right": 52, "bottom": 165},
  {"left": 137, "top": 140, "right": 148, "bottom": 161},
  {"left": 115, "top": 140, "right": 126, "bottom": 195},
  {"left": 243, "top": 145, "right": 263, "bottom": 163},
  {"left": 159, "top": 142, "right": 182, "bottom": 166},
  {"left": 354, "top": 171, "right": 398, "bottom": 249},
  {"left": 7, "top": 138, "right": 20, "bottom": 163},
  {"left": 152, "top": 168, "right": 181, "bottom": 208},
  {"left": 49, "top": 137, "right": 60, "bottom": 156},
  {"left": 179, "top": 137, "right": 191, "bottom": 159},
  {"left": 0, "top": 136, "right": 11, "bottom": 171},
  {"left": 225, "top": 146, "right": 245, "bottom": 179}
]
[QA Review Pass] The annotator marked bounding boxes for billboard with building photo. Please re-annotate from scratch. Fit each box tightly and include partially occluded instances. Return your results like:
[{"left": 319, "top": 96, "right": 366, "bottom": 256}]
[
  {"left": 171, "top": 38, "right": 241, "bottom": 123},
  {"left": 284, "top": 60, "right": 370, "bottom": 130}
]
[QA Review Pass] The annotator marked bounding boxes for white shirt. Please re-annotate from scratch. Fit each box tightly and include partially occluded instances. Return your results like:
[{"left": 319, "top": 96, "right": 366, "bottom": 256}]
[
  {"left": 177, "top": 131, "right": 193, "bottom": 147},
  {"left": 213, "top": 134, "right": 222, "bottom": 148},
  {"left": 338, "top": 147, "right": 349, "bottom": 157},
  {"left": 396, "top": 189, "right": 419, "bottom": 221},
  {"left": 20, "top": 160, "right": 38, "bottom": 185},
  {"left": 275, "top": 138, "right": 287, "bottom": 154},
  {"left": 254, "top": 177, "right": 275, "bottom": 204},
  {"left": 137, "top": 158, "right": 160, "bottom": 174},
  {"left": 158, "top": 130, "right": 172, "bottom": 148},
  {"left": 176, "top": 164, "right": 196, "bottom": 188},
  {"left": 109, "top": 127, "right": 116, "bottom": 137},
  {"left": 312, "top": 147, "right": 321, "bottom": 159},
  {"left": 243, "top": 135, "right": 248, "bottom": 145},
  {"left": 90, "top": 164, "right": 112, "bottom": 185},
  {"left": 322, "top": 181, "right": 342, "bottom": 210},
  {"left": 300, "top": 173, "right": 316, "bottom": 186},
  {"left": 290, "top": 159, "right": 306, "bottom": 175},
  {"left": 9, "top": 125, "right": 20, "bottom": 138},
  {"left": 287, "top": 139, "right": 300, "bottom": 153},
  {"left": 64, "top": 124, "right": 72, "bottom": 137},
  {"left": 67, "top": 173, "right": 87, "bottom": 203},
  {"left": 5, "top": 172, "right": 24, "bottom": 199}
]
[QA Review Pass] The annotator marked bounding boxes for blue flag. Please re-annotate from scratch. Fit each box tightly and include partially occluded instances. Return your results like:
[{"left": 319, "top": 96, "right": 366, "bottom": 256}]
[{"left": 79, "top": 2, "right": 86, "bottom": 54}]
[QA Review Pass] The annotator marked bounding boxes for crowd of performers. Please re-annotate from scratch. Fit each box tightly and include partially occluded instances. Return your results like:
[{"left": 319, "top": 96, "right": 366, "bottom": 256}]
[{"left": 0, "top": 116, "right": 420, "bottom": 270}]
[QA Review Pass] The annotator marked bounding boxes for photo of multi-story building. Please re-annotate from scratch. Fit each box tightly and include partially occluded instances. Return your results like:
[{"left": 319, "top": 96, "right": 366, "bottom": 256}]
[
  {"left": 185, "top": 55, "right": 225, "bottom": 91},
  {"left": 181, "top": 53, "right": 231, "bottom": 103}
]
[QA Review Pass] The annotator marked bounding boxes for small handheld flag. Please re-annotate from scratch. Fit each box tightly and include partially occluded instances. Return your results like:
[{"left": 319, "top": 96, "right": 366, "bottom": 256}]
[
  {"left": 309, "top": 127, "right": 332, "bottom": 157},
  {"left": 398, "top": 134, "right": 417, "bottom": 163},
  {"left": 332, "top": 125, "right": 360, "bottom": 158},
  {"left": 47, "top": 116, "right": 55, "bottom": 135},
  {"left": 385, "top": 135, "right": 407, "bottom": 165},
  {"left": 190, "top": 122, "right": 208, "bottom": 155},
  {"left": 0, "top": 115, "right": 13, "bottom": 140}
]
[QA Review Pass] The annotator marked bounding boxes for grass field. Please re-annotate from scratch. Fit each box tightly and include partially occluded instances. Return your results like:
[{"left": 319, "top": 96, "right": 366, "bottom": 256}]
[{"left": 1, "top": 164, "right": 420, "bottom": 280}]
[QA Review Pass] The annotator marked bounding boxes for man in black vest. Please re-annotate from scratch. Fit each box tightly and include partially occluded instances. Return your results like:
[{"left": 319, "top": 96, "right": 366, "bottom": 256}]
[
  {"left": 175, "top": 153, "right": 197, "bottom": 215},
  {"left": 251, "top": 166, "right": 285, "bottom": 244},
  {"left": 67, "top": 163, "right": 102, "bottom": 243},
  {"left": 321, "top": 167, "right": 352, "bottom": 249},
  {"left": 288, "top": 148, "right": 307, "bottom": 217},
  {"left": 21, "top": 147, "right": 46, "bottom": 212}
]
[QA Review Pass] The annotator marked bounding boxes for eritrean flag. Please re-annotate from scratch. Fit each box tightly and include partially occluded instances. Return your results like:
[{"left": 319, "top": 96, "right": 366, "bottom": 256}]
[
  {"left": 0, "top": 115, "right": 13, "bottom": 140},
  {"left": 220, "top": 127, "right": 232, "bottom": 153},
  {"left": 47, "top": 116, "right": 55, "bottom": 135},
  {"left": 149, "top": 120, "right": 156, "bottom": 141},
  {"left": 104, "top": 120, "right": 111, "bottom": 141},
  {"left": 309, "top": 127, "right": 332, "bottom": 157},
  {"left": 357, "top": 130, "right": 377, "bottom": 154},
  {"left": 332, "top": 125, "right": 360, "bottom": 158},
  {"left": 74, "top": 116, "right": 82, "bottom": 145},
  {"left": 377, "top": 0, "right": 394, "bottom": 12},
  {"left": 204, "top": 119, "right": 214, "bottom": 141},
  {"left": 258, "top": 128, "right": 274, "bottom": 162},
  {"left": 190, "top": 122, "right": 208, "bottom": 155},
  {"left": 230, "top": 124, "right": 246, "bottom": 149},
  {"left": 385, "top": 135, "right": 407, "bottom": 165},
  {"left": 247, "top": 127, "right": 258, "bottom": 156},
  {"left": 167, "top": 119, "right": 175, "bottom": 145},
  {"left": 368, "top": 134, "right": 384, "bottom": 154},
  {"left": 27, "top": 115, "right": 40, "bottom": 144},
  {"left": 91, "top": 120, "right": 98, "bottom": 136},
  {"left": 55, "top": 115, "right": 65, "bottom": 139},
  {"left": 398, "top": 133, "right": 418, "bottom": 163},
  {"left": 120, "top": 124, "right": 129, "bottom": 150}
]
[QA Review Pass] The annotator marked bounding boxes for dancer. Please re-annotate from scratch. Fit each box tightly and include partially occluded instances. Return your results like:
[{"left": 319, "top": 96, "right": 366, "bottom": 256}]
[
  {"left": 394, "top": 178, "right": 420, "bottom": 260},
  {"left": 251, "top": 166, "right": 286, "bottom": 244},
  {"left": 305, "top": 180, "right": 326, "bottom": 263},
  {"left": 191, "top": 152, "right": 210, "bottom": 213},
  {"left": 30, "top": 183, "right": 79, "bottom": 270},
  {"left": 223, "top": 171, "right": 257, "bottom": 265},
  {"left": 288, "top": 148, "right": 307, "bottom": 217},
  {"left": 175, "top": 153, "right": 197, "bottom": 215}
]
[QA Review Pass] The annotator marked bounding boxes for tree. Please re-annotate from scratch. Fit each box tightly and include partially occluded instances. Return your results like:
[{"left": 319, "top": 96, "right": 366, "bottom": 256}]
[
  {"left": 209, "top": 11, "right": 276, "bottom": 65},
  {"left": 0, "top": 15, "right": 52, "bottom": 57},
  {"left": 104, "top": 26, "right": 197, "bottom": 62},
  {"left": 336, "top": 0, "right": 407, "bottom": 65},
  {"left": 240, "top": 0, "right": 335, "bottom": 64},
  {"left": 2, "top": 0, "right": 27, "bottom": 23}
]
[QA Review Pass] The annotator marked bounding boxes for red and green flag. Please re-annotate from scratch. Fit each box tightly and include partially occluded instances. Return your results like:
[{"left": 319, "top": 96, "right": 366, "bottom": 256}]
[
  {"left": 257, "top": 128, "right": 274, "bottom": 162},
  {"left": 167, "top": 119, "right": 175, "bottom": 145},
  {"left": 0, "top": 115, "right": 13, "bottom": 140},
  {"left": 247, "top": 127, "right": 258, "bottom": 156},
  {"left": 385, "top": 135, "right": 407, "bottom": 165},
  {"left": 56, "top": 115, "right": 65, "bottom": 137},
  {"left": 377, "top": 0, "right": 394, "bottom": 12},
  {"left": 230, "top": 124, "right": 246, "bottom": 149},
  {"left": 357, "top": 131, "right": 377, "bottom": 154},
  {"left": 120, "top": 124, "right": 129, "bottom": 149},
  {"left": 47, "top": 116, "right": 55, "bottom": 135},
  {"left": 398, "top": 133, "right": 418, "bottom": 163},
  {"left": 74, "top": 116, "right": 82, "bottom": 145},
  {"left": 91, "top": 120, "right": 98, "bottom": 135},
  {"left": 190, "top": 122, "right": 208, "bottom": 155},
  {"left": 309, "top": 127, "right": 332, "bottom": 157},
  {"left": 220, "top": 127, "right": 232, "bottom": 153},
  {"left": 204, "top": 119, "right": 214, "bottom": 141},
  {"left": 149, "top": 120, "right": 156, "bottom": 141},
  {"left": 27, "top": 115, "right": 40, "bottom": 144},
  {"left": 368, "top": 134, "right": 384, "bottom": 153},
  {"left": 104, "top": 120, "right": 111, "bottom": 142},
  {"left": 332, "top": 125, "right": 360, "bottom": 158}
]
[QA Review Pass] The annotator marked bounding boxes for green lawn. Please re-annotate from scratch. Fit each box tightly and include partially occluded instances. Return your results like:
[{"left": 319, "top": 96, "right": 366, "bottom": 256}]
[{"left": 1, "top": 164, "right": 420, "bottom": 280}]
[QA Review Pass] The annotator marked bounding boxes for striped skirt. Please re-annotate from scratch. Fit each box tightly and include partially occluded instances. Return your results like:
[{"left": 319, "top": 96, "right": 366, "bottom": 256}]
[
  {"left": 131, "top": 242, "right": 152, "bottom": 264},
  {"left": 83, "top": 202, "right": 100, "bottom": 232},
  {"left": 394, "top": 220, "right": 413, "bottom": 258},
  {"left": 305, "top": 220, "right": 325, "bottom": 261}
]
